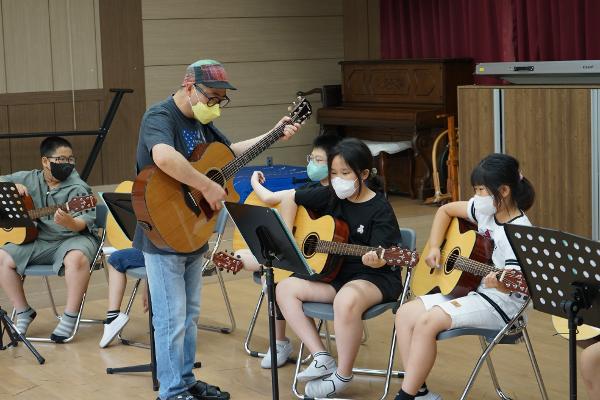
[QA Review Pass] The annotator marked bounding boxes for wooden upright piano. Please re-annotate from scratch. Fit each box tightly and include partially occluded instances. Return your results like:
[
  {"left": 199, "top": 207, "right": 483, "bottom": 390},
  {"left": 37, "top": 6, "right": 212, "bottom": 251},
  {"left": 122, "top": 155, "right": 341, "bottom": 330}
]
[{"left": 318, "top": 59, "right": 473, "bottom": 199}]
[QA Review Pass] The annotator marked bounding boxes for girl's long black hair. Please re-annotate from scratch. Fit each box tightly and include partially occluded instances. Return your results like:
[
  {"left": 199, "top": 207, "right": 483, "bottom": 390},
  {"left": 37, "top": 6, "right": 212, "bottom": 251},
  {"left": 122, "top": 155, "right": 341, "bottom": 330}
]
[{"left": 470, "top": 153, "right": 535, "bottom": 211}]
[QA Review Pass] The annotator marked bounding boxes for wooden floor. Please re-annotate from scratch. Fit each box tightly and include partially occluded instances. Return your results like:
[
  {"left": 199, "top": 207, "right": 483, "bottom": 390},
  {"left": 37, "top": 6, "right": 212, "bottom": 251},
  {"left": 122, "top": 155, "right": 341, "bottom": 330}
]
[{"left": 0, "top": 196, "right": 588, "bottom": 399}]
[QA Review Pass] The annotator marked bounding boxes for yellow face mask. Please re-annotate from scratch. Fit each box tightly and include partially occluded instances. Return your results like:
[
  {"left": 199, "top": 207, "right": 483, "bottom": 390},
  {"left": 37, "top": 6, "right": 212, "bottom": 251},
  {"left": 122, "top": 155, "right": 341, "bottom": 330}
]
[{"left": 189, "top": 89, "right": 221, "bottom": 124}]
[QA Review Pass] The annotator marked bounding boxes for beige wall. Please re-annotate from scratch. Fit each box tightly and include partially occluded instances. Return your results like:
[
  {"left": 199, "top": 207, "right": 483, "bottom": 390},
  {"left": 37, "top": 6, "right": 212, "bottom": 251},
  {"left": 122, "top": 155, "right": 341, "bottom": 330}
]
[
  {"left": 141, "top": 0, "right": 344, "bottom": 166},
  {"left": 0, "top": 0, "right": 103, "bottom": 94}
]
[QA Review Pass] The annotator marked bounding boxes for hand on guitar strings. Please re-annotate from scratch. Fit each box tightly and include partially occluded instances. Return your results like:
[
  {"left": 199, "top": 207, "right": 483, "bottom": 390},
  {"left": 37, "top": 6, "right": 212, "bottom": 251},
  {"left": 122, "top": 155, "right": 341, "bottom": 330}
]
[
  {"left": 54, "top": 208, "right": 77, "bottom": 230},
  {"left": 425, "top": 246, "right": 442, "bottom": 269},
  {"left": 202, "top": 180, "right": 227, "bottom": 211},
  {"left": 15, "top": 183, "right": 29, "bottom": 197},
  {"left": 482, "top": 272, "right": 511, "bottom": 293},
  {"left": 274, "top": 116, "right": 301, "bottom": 141}
]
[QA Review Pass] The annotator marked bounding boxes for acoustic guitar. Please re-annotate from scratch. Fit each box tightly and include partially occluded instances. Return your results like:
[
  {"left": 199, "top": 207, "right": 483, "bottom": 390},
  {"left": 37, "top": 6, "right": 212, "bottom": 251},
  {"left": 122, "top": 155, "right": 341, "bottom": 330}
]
[
  {"left": 233, "top": 192, "right": 418, "bottom": 282},
  {"left": 412, "top": 217, "right": 529, "bottom": 297},
  {"left": 0, "top": 194, "right": 97, "bottom": 246},
  {"left": 104, "top": 180, "right": 134, "bottom": 250},
  {"left": 551, "top": 315, "right": 600, "bottom": 342},
  {"left": 132, "top": 97, "right": 312, "bottom": 253}
]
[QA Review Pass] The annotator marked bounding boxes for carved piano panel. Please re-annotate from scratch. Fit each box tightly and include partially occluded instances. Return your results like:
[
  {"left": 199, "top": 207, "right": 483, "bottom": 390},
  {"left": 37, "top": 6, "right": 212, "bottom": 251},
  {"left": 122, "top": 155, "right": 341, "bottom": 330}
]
[{"left": 318, "top": 59, "right": 473, "bottom": 199}]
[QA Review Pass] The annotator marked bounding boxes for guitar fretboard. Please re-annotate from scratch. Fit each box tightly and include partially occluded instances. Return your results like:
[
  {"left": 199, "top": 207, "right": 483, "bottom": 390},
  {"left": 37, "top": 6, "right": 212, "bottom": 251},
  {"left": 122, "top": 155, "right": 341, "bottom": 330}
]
[
  {"left": 316, "top": 240, "right": 380, "bottom": 258},
  {"left": 448, "top": 253, "right": 500, "bottom": 277},
  {"left": 28, "top": 204, "right": 66, "bottom": 219}
]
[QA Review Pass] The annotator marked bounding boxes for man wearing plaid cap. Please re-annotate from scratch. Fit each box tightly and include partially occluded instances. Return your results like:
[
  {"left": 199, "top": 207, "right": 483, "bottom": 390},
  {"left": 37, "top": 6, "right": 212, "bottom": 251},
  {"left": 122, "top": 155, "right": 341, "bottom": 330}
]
[{"left": 133, "top": 59, "right": 301, "bottom": 400}]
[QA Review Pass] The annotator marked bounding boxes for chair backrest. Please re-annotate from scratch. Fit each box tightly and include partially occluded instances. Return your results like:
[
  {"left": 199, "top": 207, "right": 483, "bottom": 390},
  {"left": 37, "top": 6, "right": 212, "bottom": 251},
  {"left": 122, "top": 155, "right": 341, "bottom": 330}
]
[
  {"left": 95, "top": 204, "right": 108, "bottom": 230},
  {"left": 400, "top": 228, "right": 416, "bottom": 251},
  {"left": 214, "top": 208, "right": 228, "bottom": 234}
]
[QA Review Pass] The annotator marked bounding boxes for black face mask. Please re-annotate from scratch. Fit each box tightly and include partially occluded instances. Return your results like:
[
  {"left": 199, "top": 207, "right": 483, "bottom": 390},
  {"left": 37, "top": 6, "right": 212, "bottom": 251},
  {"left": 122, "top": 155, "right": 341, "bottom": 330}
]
[{"left": 50, "top": 162, "right": 75, "bottom": 182}]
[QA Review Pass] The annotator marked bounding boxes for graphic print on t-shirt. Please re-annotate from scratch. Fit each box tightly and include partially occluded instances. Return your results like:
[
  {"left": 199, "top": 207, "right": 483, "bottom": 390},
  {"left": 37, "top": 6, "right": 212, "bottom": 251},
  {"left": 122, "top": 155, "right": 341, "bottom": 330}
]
[
  {"left": 357, "top": 224, "right": 365, "bottom": 234},
  {"left": 182, "top": 128, "right": 205, "bottom": 158}
]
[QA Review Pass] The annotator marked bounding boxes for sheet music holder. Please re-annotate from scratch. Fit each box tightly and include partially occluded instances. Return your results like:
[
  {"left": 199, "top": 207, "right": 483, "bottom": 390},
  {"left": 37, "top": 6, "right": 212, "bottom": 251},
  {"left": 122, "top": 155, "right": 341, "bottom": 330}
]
[
  {"left": 224, "top": 201, "right": 313, "bottom": 277},
  {"left": 0, "top": 182, "right": 34, "bottom": 229},
  {"left": 99, "top": 192, "right": 137, "bottom": 240},
  {"left": 224, "top": 201, "right": 312, "bottom": 400},
  {"left": 506, "top": 224, "right": 600, "bottom": 400}
]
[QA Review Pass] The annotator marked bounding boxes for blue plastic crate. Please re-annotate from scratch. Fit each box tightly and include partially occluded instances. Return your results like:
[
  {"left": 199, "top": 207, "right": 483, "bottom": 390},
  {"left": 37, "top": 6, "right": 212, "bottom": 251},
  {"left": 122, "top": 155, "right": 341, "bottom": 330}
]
[{"left": 233, "top": 164, "right": 309, "bottom": 203}]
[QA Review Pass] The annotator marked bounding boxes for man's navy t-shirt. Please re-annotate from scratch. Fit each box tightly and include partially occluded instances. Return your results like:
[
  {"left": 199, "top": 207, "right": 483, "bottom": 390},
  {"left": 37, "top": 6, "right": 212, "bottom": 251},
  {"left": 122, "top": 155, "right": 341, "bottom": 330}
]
[{"left": 133, "top": 96, "right": 231, "bottom": 255}]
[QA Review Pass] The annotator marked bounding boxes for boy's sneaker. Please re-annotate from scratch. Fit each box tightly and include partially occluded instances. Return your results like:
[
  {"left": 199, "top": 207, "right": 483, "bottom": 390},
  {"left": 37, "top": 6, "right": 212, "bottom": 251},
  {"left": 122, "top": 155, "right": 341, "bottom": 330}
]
[
  {"left": 99, "top": 313, "right": 129, "bottom": 348},
  {"left": 296, "top": 352, "right": 337, "bottom": 382},
  {"left": 416, "top": 391, "right": 442, "bottom": 400},
  {"left": 260, "top": 339, "right": 293, "bottom": 369}
]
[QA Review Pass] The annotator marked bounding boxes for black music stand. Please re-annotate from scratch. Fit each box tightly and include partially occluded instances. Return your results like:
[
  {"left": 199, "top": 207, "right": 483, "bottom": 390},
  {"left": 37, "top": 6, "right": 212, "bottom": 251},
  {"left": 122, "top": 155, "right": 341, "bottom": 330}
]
[
  {"left": 101, "top": 192, "right": 200, "bottom": 391},
  {"left": 506, "top": 224, "right": 600, "bottom": 400},
  {"left": 0, "top": 183, "right": 45, "bottom": 364},
  {"left": 224, "top": 202, "right": 313, "bottom": 400}
]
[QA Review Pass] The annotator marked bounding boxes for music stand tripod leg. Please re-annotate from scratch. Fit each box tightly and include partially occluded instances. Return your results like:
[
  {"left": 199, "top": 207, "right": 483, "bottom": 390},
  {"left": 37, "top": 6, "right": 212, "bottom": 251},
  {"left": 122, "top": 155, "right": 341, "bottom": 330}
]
[
  {"left": 0, "top": 307, "right": 45, "bottom": 364},
  {"left": 105, "top": 283, "right": 201, "bottom": 392}
]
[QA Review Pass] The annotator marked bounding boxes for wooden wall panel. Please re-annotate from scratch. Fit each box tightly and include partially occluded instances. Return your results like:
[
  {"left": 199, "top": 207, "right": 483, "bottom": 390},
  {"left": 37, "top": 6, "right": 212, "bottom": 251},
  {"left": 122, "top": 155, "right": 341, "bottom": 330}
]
[
  {"left": 0, "top": 11, "right": 5, "bottom": 94},
  {"left": 7, "top": 104, "right": 56, "bottom": 172},
  {"left": 49, "top": 0, "right": 101, "bottom": 90},
  {"left": 2, "top": 0, "right": 54, "bottom": 93},
  {"left": 142, "top": 0, "right": 342, "bottom": 19},
  {"left": 99, "top": 0, "right": 147, "bottom": 183},
  {"left": 503, "top": 88, "right": 591, "bottom": 236},
  {"left": 457, "top": 87, "right": 495, "bottom": 200},
  {"left": 343, "top": 0, "right": 380, "bottom": 60},
  {"left": 143, "top": 17, "right": 343, "bottom": 66},
  {"left": 0, "top": 106, "right": 10, "bottom": 176},
  {"left": 145, "top": 60, "right": 341, "bottom": 107},
  {"left": 54, "top": 101, "right": 103, "bottom": 185}
]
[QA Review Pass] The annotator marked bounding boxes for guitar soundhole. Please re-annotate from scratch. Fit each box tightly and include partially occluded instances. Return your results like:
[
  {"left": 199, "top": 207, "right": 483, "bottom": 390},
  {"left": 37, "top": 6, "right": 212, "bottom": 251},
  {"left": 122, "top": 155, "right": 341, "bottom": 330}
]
[
  {"left": 206, "top": 168, "right": 226, "bottom": 187},
  {"left": 444, "top": 248, "right": 460, "bottom": 274},
  {"left": 302, "top": 233, "right": 319, "bottom": 258}
]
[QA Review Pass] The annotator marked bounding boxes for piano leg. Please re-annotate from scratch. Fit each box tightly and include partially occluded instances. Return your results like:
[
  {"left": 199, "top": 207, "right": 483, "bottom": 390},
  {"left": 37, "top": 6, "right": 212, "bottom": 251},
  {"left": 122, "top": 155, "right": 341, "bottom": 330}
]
[{"left": 412, "top": 128, "right": 440, "bottom": 200}]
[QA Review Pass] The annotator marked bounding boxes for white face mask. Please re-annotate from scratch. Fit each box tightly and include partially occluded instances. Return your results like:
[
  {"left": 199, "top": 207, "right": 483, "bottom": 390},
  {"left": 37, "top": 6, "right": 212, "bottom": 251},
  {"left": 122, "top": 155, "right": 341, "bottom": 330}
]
[
  {"left": 331, "top": 177, "right": 358, "bottom": 199},
  {"left": 473, "top": 194, "right": 497, "bottom": 215}
]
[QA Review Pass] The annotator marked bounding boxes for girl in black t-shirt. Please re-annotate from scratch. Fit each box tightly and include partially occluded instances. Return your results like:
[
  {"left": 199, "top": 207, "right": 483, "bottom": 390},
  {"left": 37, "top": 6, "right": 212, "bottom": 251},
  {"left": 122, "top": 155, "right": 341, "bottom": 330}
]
[{"left": 276, "top": 138, "right": 403, "bottom": 398}]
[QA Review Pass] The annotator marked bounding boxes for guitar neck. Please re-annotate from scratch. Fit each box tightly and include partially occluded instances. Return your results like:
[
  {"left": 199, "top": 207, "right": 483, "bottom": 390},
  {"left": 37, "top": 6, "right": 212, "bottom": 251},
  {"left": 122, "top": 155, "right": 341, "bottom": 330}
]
[
  {"left": 450, "top": 253, "right": 500, "bottom": 277},
  {"left": 316, "top": 240, "right": 378, "bottom": 258},
  {"left": 28, "top": 204, "right": 65, "bottom": 219},
  {"left": 221, "top": 124, "right": 287, "bottom": 181}
]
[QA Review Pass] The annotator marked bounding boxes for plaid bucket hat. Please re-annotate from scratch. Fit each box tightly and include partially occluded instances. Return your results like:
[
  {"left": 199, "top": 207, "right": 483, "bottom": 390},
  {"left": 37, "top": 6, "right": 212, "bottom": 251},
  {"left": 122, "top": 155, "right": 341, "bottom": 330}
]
[{"left": 182, "top": 59, "right": 236, "bottom": 90}]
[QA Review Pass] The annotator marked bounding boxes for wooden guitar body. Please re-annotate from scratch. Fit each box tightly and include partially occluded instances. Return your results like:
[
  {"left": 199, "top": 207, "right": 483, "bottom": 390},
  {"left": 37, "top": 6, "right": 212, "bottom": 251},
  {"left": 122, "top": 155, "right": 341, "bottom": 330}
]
[
  {"left": 232, "top": 191, "right": 347, "bottom": 283},
  {"left": 0, "top": 195, "right": 38, "bottom": 246},
  {"left": 133, "top": 142, "right": 240, "bottom": 253},
  {"left": 552, "top": 315, "right": 600, "bottom": 342},
  {"left": 412, "top": 218, "right": 493, "bottom": 297}
]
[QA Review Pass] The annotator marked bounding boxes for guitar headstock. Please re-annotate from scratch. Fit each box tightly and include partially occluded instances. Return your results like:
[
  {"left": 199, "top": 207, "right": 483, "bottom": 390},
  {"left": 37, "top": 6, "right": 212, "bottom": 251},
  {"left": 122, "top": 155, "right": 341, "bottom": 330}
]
[
  {"left": 383, "top": 247, "right": 420, "bottom": 268},
  {"left": 211, "top": 251, "right": 244, "bottom": 274},
  {"left": 498, "top": 269, "right": 529, "bottom": 296},
  {"left": 288, "top": 97, "right": 312, "bottom": 124},
  {"left": 66, "top": 195, "right": 97, "bottom": 213}
]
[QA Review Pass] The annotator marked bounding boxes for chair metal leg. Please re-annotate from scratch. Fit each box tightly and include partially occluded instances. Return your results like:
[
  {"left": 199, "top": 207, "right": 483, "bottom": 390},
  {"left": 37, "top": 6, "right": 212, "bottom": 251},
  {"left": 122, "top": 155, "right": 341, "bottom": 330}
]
[
  {"left": 323, "top": 320, "right": 333, "bottom": 354},
  {"left": 244, "top": 288, "right": 266, "bottom": 358},
  {"left": 522, "top": 327, "right": 549, "bottom": 400},
  {"left": 292, "top": 320, "right": 325, "bottom": 399},
  {"left": 478, "top": 336, "right": 513, "bottom": 400},
  {"left": 117, "top": 278, "right": 150, "bottom": 349},
  {"left": 197, "top": 232, "right": 237, "bottom": 334},
  {"left": 198, "top": 266, "right": 236, "bottom": 334},
  {"left": 43, "top": 277, "right": 60, "bottom": 319}
]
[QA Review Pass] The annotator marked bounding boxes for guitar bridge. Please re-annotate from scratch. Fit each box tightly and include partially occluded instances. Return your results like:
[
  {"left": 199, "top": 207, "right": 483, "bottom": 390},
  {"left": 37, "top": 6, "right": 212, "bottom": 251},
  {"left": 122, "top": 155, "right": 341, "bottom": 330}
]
[{"left": 181, "top": 184, "right": 201, "bottom": 216}]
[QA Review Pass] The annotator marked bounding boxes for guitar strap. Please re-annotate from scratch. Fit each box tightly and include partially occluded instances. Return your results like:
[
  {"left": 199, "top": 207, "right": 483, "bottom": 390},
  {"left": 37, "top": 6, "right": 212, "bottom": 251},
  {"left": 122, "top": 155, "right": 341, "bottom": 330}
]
[{"left": 477, "top": 292, "right": 511, "bottom": 324}]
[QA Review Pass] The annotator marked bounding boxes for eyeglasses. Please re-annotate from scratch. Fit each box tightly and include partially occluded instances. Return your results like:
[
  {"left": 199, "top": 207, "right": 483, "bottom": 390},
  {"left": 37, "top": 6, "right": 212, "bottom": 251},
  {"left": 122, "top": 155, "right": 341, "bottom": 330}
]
[
  {"left": 306, "top": 155, "right": 327, "bottom": 164},
  {"left": 195, "top": 85, "right": 230, "bottom": 108},
  {"left": 47, "top": 156, "right": 76, "bottom": 164}
]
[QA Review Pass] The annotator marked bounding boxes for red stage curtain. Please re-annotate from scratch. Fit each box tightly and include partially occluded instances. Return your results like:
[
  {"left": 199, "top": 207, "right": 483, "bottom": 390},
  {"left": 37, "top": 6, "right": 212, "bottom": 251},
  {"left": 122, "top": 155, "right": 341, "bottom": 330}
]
[{"left": 382, "top": 0, "right": 600, "bottom": 62}]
